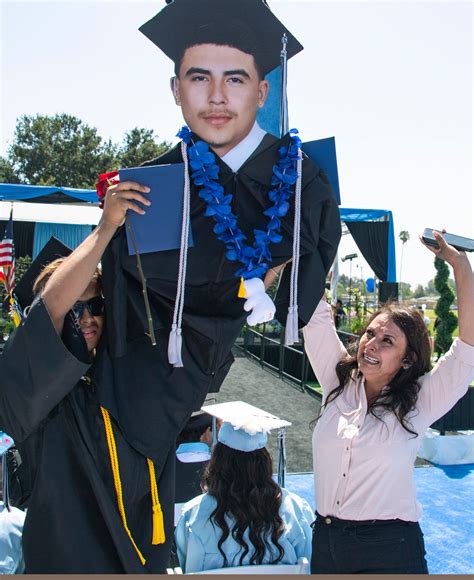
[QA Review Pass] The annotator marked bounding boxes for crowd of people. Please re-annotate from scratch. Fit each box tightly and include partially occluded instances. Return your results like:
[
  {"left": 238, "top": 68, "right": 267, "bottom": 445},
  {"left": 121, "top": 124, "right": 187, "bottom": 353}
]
[{"left": 1, "top": 0, "right": 473, "bottom": 575}]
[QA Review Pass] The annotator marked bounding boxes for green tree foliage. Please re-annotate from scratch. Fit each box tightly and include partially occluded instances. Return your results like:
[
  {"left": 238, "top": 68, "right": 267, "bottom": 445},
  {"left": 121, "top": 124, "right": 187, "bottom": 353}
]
[
  {"left": 434, "top": 256, "right": 457, "bottom": 355},
  {"left": 347, "top": 287, "right": 367, "bottom": 334},
  {"left": 413, "top": 284, "right": 426, "bottom": 298},
  {"left": 7, "top": 114, "right": 118, "bottom": 188},
  {"left": 4, "top": 115, "right": 173, "bottom": 189},
  {"left": 0, "top": 157, "right": 21, "bottom": 183},
  {"left": 118, "top": 128, "right": 171, "bottom": 168},
  {"left": 424, "top": 276, "right": 455, "bottom": 297}
]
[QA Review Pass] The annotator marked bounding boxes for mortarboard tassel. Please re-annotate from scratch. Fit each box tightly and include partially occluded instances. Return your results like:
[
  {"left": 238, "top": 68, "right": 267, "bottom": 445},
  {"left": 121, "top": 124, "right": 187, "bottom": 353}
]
[
  {"left": 279, "top": 33, "right": 289, "bottom": 138},
  {"left": 168, "top": 324, "right": 183, "bottom": 367},
  {"left": 8, "top": 292, "right": 22, "bottom": 327},
  {"left": 167, "top": 140, "right": 191, "bottom": 367},
  {"left": 277, "top": 427, "right": 287, "bottom": 488},
  {"left": 285, "top": 153, "right": 302, "bottom": 346}
]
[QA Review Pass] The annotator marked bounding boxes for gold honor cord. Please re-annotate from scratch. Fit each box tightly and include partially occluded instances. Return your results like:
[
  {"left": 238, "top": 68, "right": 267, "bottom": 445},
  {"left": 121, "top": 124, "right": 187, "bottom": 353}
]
[{"left": 100, "top": 407, "right": 166, "bottom": 566}]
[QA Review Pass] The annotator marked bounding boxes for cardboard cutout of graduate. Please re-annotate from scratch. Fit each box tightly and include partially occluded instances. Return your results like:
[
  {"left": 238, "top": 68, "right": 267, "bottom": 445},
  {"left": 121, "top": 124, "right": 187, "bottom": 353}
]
[
  {"left": 92, "top": 0, "right": 341, "bottom": 571},
  {"left": 97, "top": 0, "right": 341, "bottom": 506},
  {"left": 98, "top": 0, "right": 338, "bottom": 438}
]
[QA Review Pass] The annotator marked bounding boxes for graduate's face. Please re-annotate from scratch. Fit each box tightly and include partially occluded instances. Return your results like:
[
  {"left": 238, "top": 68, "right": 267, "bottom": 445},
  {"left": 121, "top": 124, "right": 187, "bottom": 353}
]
[
  {"left": 76, "top": 280, "right": 104, "bottom": 354},
  {"left": 174, "top": 44, "right": 269, "bottom": 156}
]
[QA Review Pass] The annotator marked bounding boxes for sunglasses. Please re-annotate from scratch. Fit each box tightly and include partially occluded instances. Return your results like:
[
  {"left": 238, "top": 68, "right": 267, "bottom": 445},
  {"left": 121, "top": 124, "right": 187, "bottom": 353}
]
[{"left": 72, "top": 295, "right": 105, "bottom": 319}]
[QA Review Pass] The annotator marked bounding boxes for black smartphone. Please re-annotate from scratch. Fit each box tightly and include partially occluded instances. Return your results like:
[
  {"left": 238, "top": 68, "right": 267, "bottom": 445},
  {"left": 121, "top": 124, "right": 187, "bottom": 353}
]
[{"left": 422, "top": 228, "right": 474, "bottom": 252}]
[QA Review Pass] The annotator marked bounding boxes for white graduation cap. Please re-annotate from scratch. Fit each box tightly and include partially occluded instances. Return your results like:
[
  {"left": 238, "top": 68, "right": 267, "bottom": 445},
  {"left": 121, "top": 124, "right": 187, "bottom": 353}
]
[{"left": 202, "top": 401, "right": 291, "bottom": 453}]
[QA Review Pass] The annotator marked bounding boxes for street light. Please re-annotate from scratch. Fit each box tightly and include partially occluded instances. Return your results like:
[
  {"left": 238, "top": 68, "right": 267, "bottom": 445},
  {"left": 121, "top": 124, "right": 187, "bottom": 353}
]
[{"left": 341, "top": 253, "right": 358, "bottom": 315}]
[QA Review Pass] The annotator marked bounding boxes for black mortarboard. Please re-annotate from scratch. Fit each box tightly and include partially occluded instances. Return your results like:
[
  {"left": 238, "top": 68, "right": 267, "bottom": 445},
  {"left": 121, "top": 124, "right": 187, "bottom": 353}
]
[
  {"left": 139, "top": 0, "right": 303, "bottom": 76},
  {"left": 14, "top": 237, "right": 71, "bottom": 310},
  {"left": 181, "top": 410, "right": 213, "bottom": 434}
]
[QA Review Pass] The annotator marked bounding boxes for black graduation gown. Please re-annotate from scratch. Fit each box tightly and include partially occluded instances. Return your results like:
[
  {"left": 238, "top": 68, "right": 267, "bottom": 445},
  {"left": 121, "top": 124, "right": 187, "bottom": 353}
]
[
  {"left": 0, "top": 300, "right": 175, "bottom": 573},
  {"left": 95, "top": 132, "right": 341, "bottom": 469}
]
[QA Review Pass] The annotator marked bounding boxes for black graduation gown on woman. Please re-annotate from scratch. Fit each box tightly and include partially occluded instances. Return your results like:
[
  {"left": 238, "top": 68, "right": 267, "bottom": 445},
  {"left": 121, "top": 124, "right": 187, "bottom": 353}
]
[
  {"left": 0, "top": 300, "right": 175, "bottom": 573},
  {"left": 95, "top": 132, "right": 341, "bottom": 470}
]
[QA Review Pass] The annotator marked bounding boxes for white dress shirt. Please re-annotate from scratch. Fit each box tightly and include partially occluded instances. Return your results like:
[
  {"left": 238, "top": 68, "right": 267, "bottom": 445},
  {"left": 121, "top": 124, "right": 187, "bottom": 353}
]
[
  {"left": 221, "top": 122, "right": 266, "bottom": 173},
  {"left": 303, "top": 300, "right": 474, "bottom": 522}
]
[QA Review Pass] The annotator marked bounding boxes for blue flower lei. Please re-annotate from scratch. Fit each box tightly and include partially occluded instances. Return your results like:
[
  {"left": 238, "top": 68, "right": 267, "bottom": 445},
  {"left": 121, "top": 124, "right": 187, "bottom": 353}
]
[{"left": 177, "top": 126, "right": 302, "bottom": 280}]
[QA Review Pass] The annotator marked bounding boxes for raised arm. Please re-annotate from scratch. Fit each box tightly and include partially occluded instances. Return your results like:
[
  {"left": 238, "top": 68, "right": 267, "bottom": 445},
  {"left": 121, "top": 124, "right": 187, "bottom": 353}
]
[
  {"left": 421, "top": 230, "right": 474, "bottom": 346},
  {"left": 41, "top": 181, "right": 150, "bottom": 334},
  {"left": 302, "top": 293, "right": 348, "bottom": 396}
]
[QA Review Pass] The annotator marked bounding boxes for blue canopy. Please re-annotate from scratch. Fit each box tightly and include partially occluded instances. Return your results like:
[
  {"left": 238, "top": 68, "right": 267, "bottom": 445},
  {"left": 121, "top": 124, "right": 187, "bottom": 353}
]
[
  {"left": 0, "top": 184, "right": 397, "bottom": 282},
  {"left": 0, "top": 183, "right": 97, "bottom": 203},
  {"left": 340, "top": 208, "right": 396, "bottom": 282}
]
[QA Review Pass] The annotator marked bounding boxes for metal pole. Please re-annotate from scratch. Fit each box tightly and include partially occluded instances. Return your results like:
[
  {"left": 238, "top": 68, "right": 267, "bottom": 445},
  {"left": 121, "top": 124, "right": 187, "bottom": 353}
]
[{"left": 348, "top": 259, "right": 353, "bottom": 317}]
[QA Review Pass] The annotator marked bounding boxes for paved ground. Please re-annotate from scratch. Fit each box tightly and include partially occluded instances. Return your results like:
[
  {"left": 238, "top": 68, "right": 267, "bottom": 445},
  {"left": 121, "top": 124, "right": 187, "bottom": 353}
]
[{"left": 212, "top": 348, "right": 321, "bottom": 473}]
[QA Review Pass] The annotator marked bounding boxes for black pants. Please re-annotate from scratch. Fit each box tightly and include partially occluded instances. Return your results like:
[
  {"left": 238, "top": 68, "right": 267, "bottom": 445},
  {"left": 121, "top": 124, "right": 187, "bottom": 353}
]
[{"left": 311, "top": 513, "right": 429, "bottom": 574}]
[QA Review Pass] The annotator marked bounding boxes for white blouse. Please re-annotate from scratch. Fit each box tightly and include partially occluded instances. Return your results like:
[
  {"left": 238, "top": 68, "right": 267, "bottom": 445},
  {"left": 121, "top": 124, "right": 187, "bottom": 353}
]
[{"left": 303, "top": 300, "right": 474, "bottom": 522}]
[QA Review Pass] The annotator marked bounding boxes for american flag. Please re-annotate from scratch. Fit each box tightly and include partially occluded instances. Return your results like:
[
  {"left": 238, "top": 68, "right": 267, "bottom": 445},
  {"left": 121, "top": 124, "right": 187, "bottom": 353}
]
[{"left": 0, "top": 209, "right": 15, "bottom": 293}]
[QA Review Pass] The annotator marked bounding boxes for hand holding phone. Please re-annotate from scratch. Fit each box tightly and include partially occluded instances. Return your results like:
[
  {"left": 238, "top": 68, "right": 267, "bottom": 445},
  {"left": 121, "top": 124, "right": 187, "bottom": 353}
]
[{"left": 422, "top": 228, "right": 474, "bottom": 252}]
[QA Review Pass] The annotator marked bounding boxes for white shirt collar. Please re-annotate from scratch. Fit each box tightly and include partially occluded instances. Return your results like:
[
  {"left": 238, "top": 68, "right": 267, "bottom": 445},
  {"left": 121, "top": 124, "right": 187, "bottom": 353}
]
[{"left": 221, "top": 122, "right": 266, "bottom": 173}]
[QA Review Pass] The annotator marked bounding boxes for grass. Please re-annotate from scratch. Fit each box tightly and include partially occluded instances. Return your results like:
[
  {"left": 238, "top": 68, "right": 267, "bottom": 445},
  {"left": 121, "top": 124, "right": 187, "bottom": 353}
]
[
  {"left": 305, "top": 382, "right": 323, "bottom": 396},
  {"left": 424, "top": 309, "right": 459, "bottom": 338}
]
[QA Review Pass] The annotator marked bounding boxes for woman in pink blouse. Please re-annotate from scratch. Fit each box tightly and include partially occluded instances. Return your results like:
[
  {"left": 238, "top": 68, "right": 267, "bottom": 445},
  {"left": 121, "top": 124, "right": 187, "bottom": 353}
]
[{"left": 303, "top": 231, "right": 474, "bottom": 574}]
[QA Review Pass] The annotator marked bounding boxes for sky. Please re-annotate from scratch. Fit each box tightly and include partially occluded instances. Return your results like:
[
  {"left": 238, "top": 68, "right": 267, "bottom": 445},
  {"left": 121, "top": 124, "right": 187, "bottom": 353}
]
[{"left": 1, "top": 0, "right": 472, "bottom": 288}]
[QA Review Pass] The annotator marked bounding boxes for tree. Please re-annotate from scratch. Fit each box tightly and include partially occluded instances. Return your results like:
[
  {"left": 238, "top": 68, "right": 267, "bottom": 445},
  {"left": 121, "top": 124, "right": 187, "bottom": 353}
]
[
  {"left": 433, "top": 256, "right": 457, "bottom": 355},
  {"left": 398, "top": 230, "right": 410, "bottom": 300},
  {"left": 413, "top": 284, "right": 426, "bottom": 299},
  {"left": 7, "top": 114, "right": 118, "bottom": 188},
  {"left": 118, "top": 128, "right": 171, "bottom": 168},
  {"left": 399, "top": 282, "right": 413, "bottom": 299},
  {"left": 0, "top": 157, "right": 21, "bottom": 183},
  {"left": 425, "top": 278, "right": 439, "bottom": 296}
]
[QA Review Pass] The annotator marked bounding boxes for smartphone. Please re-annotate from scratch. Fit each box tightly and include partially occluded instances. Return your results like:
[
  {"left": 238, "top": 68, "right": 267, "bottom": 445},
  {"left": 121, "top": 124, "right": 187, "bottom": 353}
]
[{"left": 422, "top": 228, "right": 474, "bottom": 252}]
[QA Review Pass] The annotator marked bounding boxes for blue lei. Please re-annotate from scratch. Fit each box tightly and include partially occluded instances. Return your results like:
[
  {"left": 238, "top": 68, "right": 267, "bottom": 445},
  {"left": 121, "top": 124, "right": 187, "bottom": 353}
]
[{"left": 177, "top": 126, "right": 301, "bottom": 279}]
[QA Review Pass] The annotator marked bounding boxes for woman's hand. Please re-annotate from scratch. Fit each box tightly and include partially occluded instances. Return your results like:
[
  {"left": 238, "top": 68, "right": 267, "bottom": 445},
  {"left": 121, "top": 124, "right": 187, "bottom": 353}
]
[
  {"left": 421, "top": 230, "right": 474, "bottom": 346},
  {"left": 100, "top": 181, "right": 151, "bottom": 228}
]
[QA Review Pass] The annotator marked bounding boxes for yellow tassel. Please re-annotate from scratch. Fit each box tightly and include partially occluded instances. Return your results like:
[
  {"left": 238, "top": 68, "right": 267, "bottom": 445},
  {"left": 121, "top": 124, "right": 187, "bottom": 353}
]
[
  {"left": 101, "top": 407, "right": 146, "bottom": 566},
  {"left": 238, "top": 277, "right": 247, "bottom": 298},
  {"left": 9, "top": 295, "right": 21, "bottom": 327},
  {"left": 147, "top": 458, "right": 166, "bottom": 545},
  {"left": 152, "top": 505, "right": 166, "bottom": 545}
]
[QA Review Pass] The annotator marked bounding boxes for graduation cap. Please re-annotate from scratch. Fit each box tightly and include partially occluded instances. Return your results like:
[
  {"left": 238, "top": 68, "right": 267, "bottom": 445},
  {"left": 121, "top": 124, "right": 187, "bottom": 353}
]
[
  {"left": 14, "top": 237, "right": 72, "bottom": 310},
  {"left": 139, "top": 0, "right": 303, "bottom": 77},
  {"left": 202, "top": 401, "right": 291, "bottom": 453},
  {"left": 182, "top": 410, "right": 213, "bottom": 434}
]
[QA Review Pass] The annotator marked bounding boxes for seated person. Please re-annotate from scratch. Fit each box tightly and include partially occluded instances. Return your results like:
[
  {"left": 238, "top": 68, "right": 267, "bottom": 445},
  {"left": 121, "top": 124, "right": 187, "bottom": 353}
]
[
  {"left": 175, "top": 403, "right": 313, "bottom": 573},
  {"left": 0, "top": 501, "right": 25, "bottom": 574},
  {"left": 175, "top": 410, "right": 213, "bottom": 524},
  {"left": 0, "top": 449, "right": 25, "bottom": 574}
]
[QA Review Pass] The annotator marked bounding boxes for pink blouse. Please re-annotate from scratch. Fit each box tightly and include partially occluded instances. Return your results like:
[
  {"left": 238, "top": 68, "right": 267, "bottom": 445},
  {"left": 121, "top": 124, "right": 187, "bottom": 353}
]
[{"left": 303, "top": 300, "right": 474, "bottom": 522}]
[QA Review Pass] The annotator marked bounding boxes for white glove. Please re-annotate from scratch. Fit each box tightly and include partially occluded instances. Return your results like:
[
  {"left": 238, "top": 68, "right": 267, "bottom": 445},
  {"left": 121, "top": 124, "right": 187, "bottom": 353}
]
[{"left": 243, "top": 278, "right": 276, "bottom": 326}]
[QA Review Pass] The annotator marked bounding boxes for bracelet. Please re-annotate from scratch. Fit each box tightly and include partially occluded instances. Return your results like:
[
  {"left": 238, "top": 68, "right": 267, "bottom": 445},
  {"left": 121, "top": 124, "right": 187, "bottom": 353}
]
[{"left": 270, "top": 267, "right": 281, "bottom": 277}]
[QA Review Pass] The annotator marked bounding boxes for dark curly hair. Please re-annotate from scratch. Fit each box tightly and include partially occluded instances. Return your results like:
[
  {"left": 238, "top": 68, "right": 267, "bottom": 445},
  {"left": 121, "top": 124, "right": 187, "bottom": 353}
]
[
  {"left": 201, "top": 442, "right": 285, "bottom": 567},
  {"left": 321, "top": 303, "right": 432, "bottom": 437}
]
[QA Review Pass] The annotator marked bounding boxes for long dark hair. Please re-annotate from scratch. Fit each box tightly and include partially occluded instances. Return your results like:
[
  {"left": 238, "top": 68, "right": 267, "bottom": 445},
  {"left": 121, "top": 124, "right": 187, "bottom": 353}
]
[
  {"left": 321, "top": 304, "right": 432, "bottom": 436},
  {"left": 201, "top": 442, "right": 285, "bottom": 567}
]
